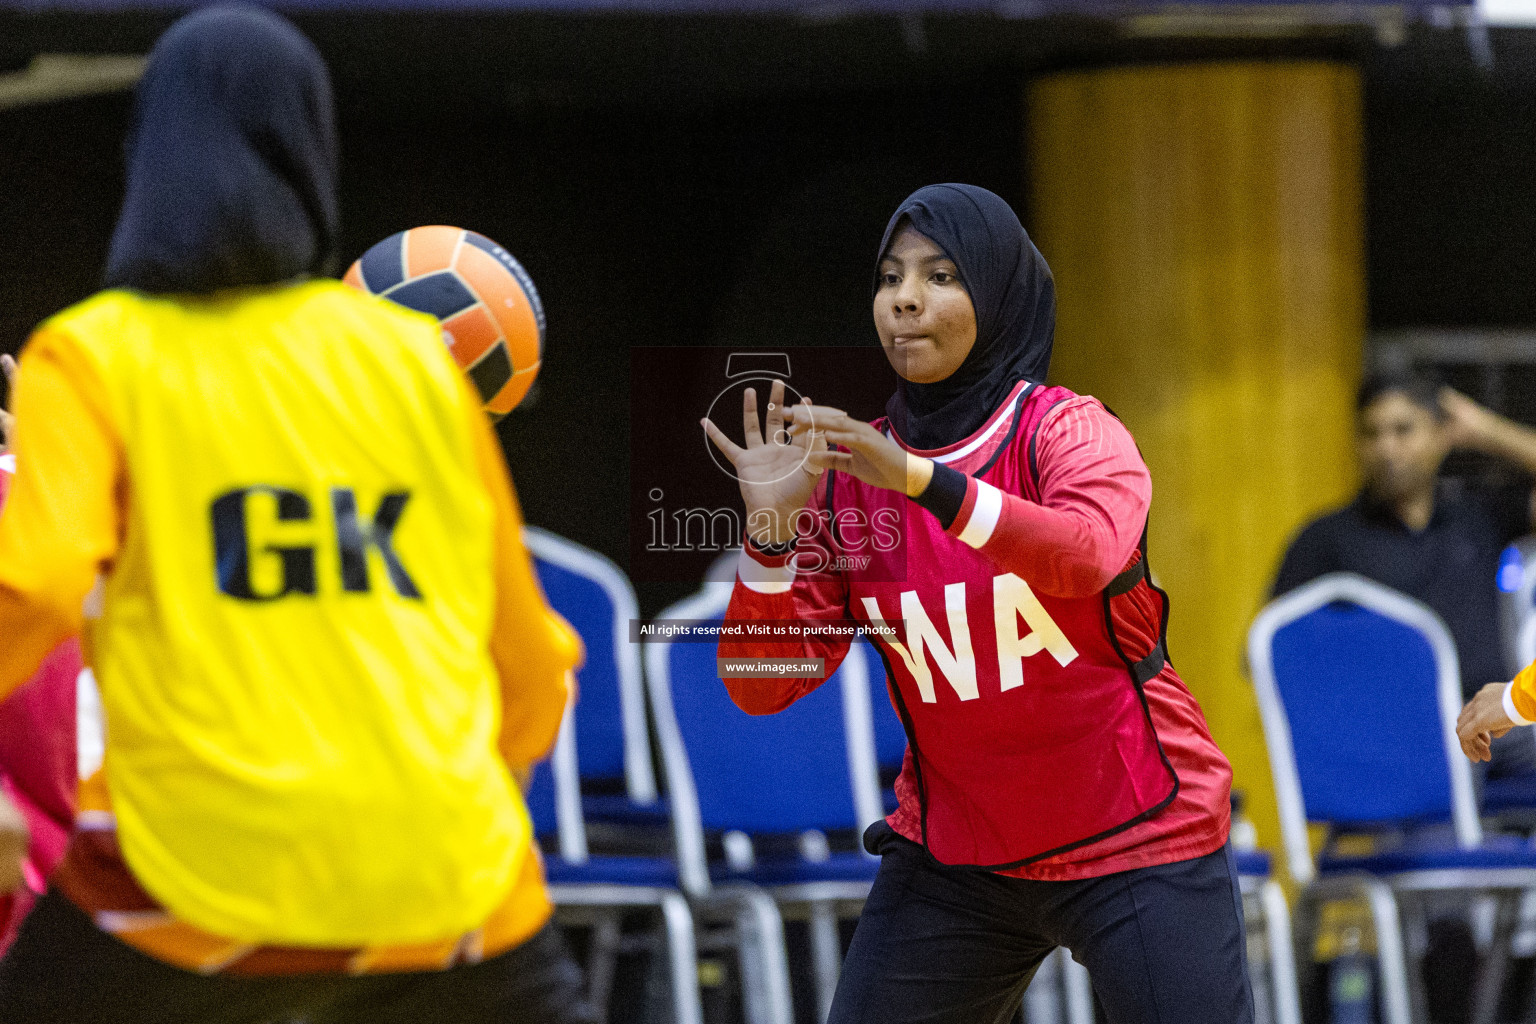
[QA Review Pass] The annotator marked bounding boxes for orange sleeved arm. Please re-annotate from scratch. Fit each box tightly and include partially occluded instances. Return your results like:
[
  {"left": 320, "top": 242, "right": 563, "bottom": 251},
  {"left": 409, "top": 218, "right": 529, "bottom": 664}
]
[
  {"left": 1509, "top": 662, "right": 1536, "bottom": 724},
  {"left": 467, "top": 401, "right": 583, "bottom": 771},
  {"left": 0, "top": 329, "right": 123, "bottom": 699}
]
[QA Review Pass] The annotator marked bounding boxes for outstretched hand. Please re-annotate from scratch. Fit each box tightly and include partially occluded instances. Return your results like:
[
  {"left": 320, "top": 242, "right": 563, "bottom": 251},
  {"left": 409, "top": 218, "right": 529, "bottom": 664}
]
[
  {"left": 0, "top": 353, "right": 15, "bottom": 454},
  {"left": 784, "top": 404, "right": 927, "bottom": 496},
  {"left": 701, "top": 380, "right": 826, "bottom": 545},
  {"left": 1457, "top": 682, "right": 1516, "bottom": 763}
]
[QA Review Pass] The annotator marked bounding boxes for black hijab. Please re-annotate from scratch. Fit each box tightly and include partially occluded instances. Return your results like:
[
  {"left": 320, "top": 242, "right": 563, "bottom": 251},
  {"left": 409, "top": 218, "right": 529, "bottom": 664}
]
[
  {"left": 876, "top": 184, "right": 1055, "bottom": 450},
  {"left": 103, "top": 5, "right": 338, "bottom": 295}
]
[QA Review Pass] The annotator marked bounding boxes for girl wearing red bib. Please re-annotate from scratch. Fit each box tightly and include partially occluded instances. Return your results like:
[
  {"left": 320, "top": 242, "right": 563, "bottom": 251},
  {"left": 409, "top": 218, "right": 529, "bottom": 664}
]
[{"left": 703, "top": 184, "right": 1250, "bottom": 1024}]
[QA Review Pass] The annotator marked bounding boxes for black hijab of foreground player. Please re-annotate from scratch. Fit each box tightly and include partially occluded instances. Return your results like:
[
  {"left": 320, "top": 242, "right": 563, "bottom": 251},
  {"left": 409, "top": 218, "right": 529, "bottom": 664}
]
[
  {"left": 876, "top": 184, "right": 1056, "bottom": 450},
  {"left": 103, "top": 5, "right": 339, "bottom": 294}
]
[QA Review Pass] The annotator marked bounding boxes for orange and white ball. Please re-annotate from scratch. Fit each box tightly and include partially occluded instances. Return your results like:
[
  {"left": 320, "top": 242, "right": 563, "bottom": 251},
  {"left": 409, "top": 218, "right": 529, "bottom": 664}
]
[{"left": 345, "top": 225, "right": 544, "bottom": 417}]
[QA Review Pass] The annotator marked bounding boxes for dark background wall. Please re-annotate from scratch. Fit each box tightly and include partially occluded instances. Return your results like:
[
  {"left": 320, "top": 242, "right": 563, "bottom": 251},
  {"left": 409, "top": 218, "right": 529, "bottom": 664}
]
[
  {"left": 3, "top": 14, "right": 1534, "bottom": 614},
  {"left": 1365, "top": 32, "right": 1536, "bottom": 329}
]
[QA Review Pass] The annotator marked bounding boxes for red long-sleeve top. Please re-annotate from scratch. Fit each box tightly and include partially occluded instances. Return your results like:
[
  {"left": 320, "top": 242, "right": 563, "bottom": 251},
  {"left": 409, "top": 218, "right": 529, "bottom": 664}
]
[{"left": 720, "top": 386, "right": 1231, "bottom": 879}]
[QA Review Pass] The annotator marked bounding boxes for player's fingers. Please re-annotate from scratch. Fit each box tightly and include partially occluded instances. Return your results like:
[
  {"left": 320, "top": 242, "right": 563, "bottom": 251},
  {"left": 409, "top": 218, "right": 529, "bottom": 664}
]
[
  {"left": 0, "top": 354, "right": 14, "bottom": 440},
  {"left": 763, "top": 379, "right": 786, "bottom": 444},
  {"left": 0, "top": 796, "right": 27, "bottom": 892},
  {"left": 741, "top": 387, "right": 763, "bottom": 449},
  {"left": 1458, "top": 722, "right": 1478, "bottom": 754},
  {"left": 789, "top": 397, "right": 826, "bottom": 449},
  {"left": 787, "top": 403, "right": 849, "bottom": 424},
  {"left": 804, "top": 445, "right": 854, "bottom": 466},
  {"left": 791, "top": 397, "right": 828, "bottom": 443},
  {"left": 785, "top": 404, "right": 849, "bottom": 434},
  {"left": 786, "top": 416, "right": 841, "bottom": 441},
  {"left": 806, "top": 449, "right": 854, "bottom": 471},
  {"left": 812, "top": 427, "right": 870, "bottom": 452},
  {"left": 1461, "top": 729, "right": 1484, "bottom": 762},
  {"left": 701, "top": 418, "right": 743, "bottom": 463}
]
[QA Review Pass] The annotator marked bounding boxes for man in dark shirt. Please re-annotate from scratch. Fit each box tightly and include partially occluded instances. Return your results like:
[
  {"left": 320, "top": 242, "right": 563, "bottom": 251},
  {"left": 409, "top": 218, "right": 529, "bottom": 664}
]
[
  {"left": 1273, "top": 370, "right": 1536, "bottom": 1024},
  {"left": 1275, "top": 370, "right": 1536, "bottom": 711}
]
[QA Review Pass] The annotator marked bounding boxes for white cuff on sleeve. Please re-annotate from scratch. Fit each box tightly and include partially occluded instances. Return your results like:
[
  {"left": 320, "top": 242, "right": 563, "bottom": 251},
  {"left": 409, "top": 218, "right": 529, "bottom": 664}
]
[
  {"left": 956, "top": 480, "right": 1003, "bottom": 549},
  {"left": 737, "top": 546, "right": 795, "bottom": 594},
  {"left": 1504, "top": 681, "right": 1535, "bottom": 727}
]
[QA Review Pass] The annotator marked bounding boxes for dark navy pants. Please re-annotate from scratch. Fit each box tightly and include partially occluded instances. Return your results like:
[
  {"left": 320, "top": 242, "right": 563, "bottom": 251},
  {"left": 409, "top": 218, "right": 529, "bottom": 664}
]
[
  {"left": 829, "top": 823, "right": 1255, "bottom": 1024},
  {"left": 0, "top": 889, "right": 597, "bottom": 1024}
]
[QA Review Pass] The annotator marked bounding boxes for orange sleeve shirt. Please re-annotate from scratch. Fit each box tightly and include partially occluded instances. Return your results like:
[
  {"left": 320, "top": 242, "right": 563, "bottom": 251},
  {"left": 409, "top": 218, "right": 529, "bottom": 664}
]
[
  {"left": 0, "top": 283, "right": 580, "bottom": 965},
  {"left": 1507, "top": 663, "right": 1536, "bottom": 725},
  {"left": 0, "top": 322, "right": 577, "bottom": 769},
  {"left": 0, "top": 328, "right": 123, "bottom": 694}
]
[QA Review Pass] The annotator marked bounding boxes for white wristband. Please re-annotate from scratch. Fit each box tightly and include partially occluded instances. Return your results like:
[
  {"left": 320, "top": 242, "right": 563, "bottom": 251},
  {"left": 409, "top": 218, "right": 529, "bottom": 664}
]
[
  {"left": 1503, "top": 681, "right": 1534, "bottom": 727},
  {"left": 737, "top": 546, "right": 795, "bottom": 594}
]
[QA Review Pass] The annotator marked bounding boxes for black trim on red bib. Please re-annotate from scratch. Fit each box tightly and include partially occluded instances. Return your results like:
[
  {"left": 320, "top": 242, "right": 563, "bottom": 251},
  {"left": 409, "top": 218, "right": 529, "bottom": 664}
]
[
  {"left": 1104, "top": 559, "right": 1146, "bottom": 598},
  {"left": 974, "top": 383, "right": 1035, "bottom": 478}
]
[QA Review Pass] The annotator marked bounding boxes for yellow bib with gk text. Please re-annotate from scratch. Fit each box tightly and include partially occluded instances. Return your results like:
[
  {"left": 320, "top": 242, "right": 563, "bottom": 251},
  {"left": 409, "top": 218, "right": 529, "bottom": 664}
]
[{"left": 45, "top": 281, "right": 528, "bottom": 946}]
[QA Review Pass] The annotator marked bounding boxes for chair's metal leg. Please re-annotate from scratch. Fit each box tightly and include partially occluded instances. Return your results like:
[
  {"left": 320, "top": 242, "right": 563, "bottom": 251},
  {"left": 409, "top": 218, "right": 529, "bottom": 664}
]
[
  {"left": 1022, "top": 946, "right": 1063, "bottom": 1024},
  {"left": 1471, "top": 894, "right": 1500, "bottom": 951},
  {"left": 1522, "top": 892, "right": 1536, "bottom": 1024},
  {"left": 1362, "top": 881, "right": 1414, "bottom": 1024},
  {"left": 1404, "top": 892, "right": 1434, "bottom": 1024},
  {"left": 1514, "top": 889, "right": 1536, "bottom": 1024},
  {"left": 586, "top": 911, "right": 622, "bottom": 1024},
  {"left": 1292, "top": 889, "right": 1323, "bottom": 1020},
  {"left": 1260, "top": 880, "right": 1303, "bottom": 1024},
  {"left": 657, "top": 891, "right": 705, "bottom": 1024},
  {"left": 709, "top": 883, "right": 793, "bottom": 1024},
  {"left": 1301, "top": 876, "right": 1412, "bottom": 1024},
  {"left": 1061, "top": 948, "right": 1095, "bottom": 1024},
  {"left": 807, "top": 899, "right": 841, "bottom": 1024},
  {"left": 1241, "top": 885, "right": 1273, "bottom": 1024},
  {"left": 1470, "top": 890, "right": 1520, "bottom": 1024}
]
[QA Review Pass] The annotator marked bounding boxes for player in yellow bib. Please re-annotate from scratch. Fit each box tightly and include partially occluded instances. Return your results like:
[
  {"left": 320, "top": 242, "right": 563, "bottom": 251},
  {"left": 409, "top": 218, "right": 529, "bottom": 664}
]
[{"left": 0, "top": 8, "right": 593, "bottom": 1023}]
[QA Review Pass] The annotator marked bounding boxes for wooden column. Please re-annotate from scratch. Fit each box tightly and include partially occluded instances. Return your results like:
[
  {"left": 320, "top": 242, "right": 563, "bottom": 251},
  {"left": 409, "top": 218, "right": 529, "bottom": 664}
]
[{"left": 1029, "top": 62, "right": 1364, "bottom": 873}]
